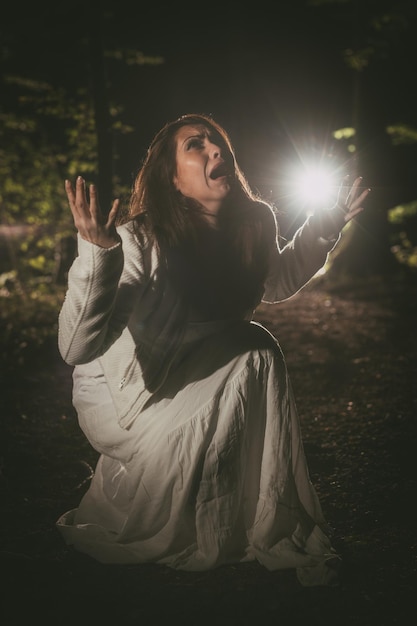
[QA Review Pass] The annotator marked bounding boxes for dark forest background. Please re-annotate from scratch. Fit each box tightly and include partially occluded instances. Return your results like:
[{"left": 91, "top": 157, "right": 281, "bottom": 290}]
[
  {"left": 1, "top": 1, "right": 416, "bottom": 624},
  {"left": 1, "top": 0, "right": 417, "bottom": 294}
]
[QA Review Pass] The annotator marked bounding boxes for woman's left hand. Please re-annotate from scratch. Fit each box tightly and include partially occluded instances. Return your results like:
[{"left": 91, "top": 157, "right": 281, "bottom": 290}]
[
  {"left": 337, "top": 176, "right": 370, "bottom": 224},
  {"left": 319, "top": 176, "right": 371, "bottom": 240}
]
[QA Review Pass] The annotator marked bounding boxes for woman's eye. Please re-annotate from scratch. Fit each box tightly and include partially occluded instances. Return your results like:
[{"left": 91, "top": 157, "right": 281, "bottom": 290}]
[{"left": 187, "top": 138, "right": 204, "bottom": 150}]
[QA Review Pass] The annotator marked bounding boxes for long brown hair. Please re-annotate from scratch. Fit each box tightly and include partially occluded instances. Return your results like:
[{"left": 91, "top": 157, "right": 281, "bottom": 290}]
[{"left": 122, "top": 113, "right": 278, "bottom": 317}]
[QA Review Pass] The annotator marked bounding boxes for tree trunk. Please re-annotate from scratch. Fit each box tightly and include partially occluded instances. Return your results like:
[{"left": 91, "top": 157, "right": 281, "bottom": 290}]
[
  {"left": 87, "top": 5, "right": 113, "bottom": 214},
  {"left": 326, "top": 69, "right": 399, "bottom": 280}
]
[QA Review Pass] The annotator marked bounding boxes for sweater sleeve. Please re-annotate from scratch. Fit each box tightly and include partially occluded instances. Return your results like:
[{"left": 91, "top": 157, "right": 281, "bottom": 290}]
[
  {"left": 58, "top": 224, "right": 147, "bottom": 366},
  {"left": 262, "top": 213, "right": 338, "bottom": 303}
]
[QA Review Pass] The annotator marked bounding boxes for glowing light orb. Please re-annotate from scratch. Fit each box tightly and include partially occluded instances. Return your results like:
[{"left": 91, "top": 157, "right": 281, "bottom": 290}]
[{"left": 287, "top": 163, "right": 339, "bottom": 209}]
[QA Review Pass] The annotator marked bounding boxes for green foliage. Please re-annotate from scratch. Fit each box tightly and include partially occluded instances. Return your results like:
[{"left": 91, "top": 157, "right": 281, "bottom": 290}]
[
  {"left": 390, "top": 234, "right": 417, "bottom": 269},
  {"left": 388, "top": 201, "right": 417, "bottom": 269},
  {"left": 309, "top": 0, "right": 413, "bottom": 72},
  {"left": 388, "top": 201, "right": 417, "bottom": 224},
  {"left": 332, "top": 126, "right": 357, "bottom": 153},
  {"left": 384, "top": 123, "right": 417, "bottom": 270},
  {"left": 0, "top": 74, "right": 132, "bottom": 290},
  {"left": 0, "top": 88, "right": 69, "bottom": 282},
  {"left": 106, "top": 49, "right": 164, "bottom": 66},
  {"left": 386, "top": 124, "right": 417, "bottom": 146},
  {"left": 344, "top": 46, "right": 376, "bottom": 72}
]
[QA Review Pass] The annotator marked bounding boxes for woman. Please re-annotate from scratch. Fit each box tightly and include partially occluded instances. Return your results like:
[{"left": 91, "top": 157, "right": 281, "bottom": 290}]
[{"left": 57, "top": 113, "right": 369, "bottom": 586}]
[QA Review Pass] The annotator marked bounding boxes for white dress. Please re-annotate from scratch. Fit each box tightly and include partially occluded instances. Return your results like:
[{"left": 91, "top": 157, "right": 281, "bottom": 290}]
[{"left": 56, "top": 320, "right": 339, "bottom": 587}]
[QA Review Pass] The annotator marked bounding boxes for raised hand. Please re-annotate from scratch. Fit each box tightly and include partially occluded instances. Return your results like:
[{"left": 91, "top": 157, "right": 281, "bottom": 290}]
[
  {"left": 65, "top": 176, "right": 120, "bottom": 248},
  {"left": 336, "top": 176, "right": 370, "bottom": 224},
  {"left": 319, "top": 176, "right": 371, "bottom": 240}
]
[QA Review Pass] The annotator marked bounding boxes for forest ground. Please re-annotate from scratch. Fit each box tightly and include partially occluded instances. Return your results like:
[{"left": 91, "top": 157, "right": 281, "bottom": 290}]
[{"left": 1, "top": 270, "right": 416, "bottom": 626}]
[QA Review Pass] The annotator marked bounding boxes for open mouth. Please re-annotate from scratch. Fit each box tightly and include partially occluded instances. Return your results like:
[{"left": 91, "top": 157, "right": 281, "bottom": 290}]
[{"left": 210, "top": 162, "right": 229, "bottom": 180}]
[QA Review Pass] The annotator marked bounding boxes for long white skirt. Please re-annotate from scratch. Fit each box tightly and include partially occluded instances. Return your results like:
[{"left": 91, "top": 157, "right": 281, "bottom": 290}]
[{"left": 56, "top": 321, "right": 339, "bottom": 586}]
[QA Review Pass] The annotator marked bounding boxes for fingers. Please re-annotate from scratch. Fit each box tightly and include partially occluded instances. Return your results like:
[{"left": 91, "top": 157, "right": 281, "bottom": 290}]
[
  {"left": 65, "top": 176, "right": 89, "bottom": 220},
  {"left": 332, "top": 174, "right": 370, "bottom": 228},
  {"left": 75, "top": 176, "right": 89, "bottom": 215},
  {"left": 338, "top": 176, "right": 370, "bottom": 208},
  {"left": 338, "top": 175, "right": 360, "bottom": 204},
  {"left": 106, "top": 198, "right": 120, "bottom": 229},
  {"left": 64, "top": 179, "right": 75, "bottom": 204},
  {"left": 65, "top": 179, "right": 77, "bottom": 220},
  {"left": 348, "top": 181, "right": 370, "bottom": 211},
  {"left": 65, "top": 177, "right": 100, "bottom": 218},
  {"left": 89, "top": 183, "right": 100, "bottom": 221},
  {"left": 344, "top": 179, "right": 371, "bottom": 223},
  {"left": 344, "top": 205, "right": 364, "bottom": 222},
  {"left": 65, "top": 178, "right": 85, "bottom": 225},
  {"left": 65, "top": 177, "right": 120, "bottom": 232}
]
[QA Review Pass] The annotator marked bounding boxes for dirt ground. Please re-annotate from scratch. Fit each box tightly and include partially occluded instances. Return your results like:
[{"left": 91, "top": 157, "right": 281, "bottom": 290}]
[{"left": 1, "top": 271, "right": 416, "bottom": 625}]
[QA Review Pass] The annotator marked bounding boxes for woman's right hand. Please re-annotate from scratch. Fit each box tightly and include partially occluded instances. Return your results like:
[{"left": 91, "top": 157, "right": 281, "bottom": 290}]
[{"left": 65, "top": 176, "right": 120, "bottom": 248}]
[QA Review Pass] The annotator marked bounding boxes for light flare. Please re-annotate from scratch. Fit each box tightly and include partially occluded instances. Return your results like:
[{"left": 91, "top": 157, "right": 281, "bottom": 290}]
[{"left": 288, "top": 163, "right": 339, "bottom": 208}]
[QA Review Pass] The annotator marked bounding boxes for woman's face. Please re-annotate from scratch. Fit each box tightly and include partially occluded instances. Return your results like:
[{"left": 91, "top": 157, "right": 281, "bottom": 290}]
[{"left": 173, "top": 124, "right": 233, "bottom": 214}]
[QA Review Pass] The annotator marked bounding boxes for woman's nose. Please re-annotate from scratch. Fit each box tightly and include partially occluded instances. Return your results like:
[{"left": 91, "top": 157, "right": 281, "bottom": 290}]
[{"left": 209, "top": 142, "right": 221, "bottom": 158}]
